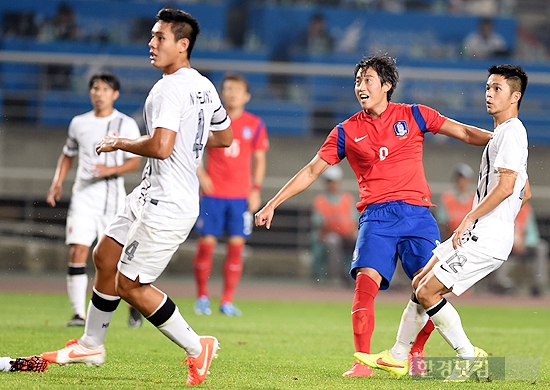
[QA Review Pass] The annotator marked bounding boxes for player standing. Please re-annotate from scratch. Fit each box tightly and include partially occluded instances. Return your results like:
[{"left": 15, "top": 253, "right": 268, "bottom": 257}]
[
  {"left": 42, "top": 8, "right": 233, "bottom": 386},
  {"left": 47, "top": 71, "right": 141, "bottom": 326},
  {"left": 356, "top": 64, "right": 529, "bottom": 382},
  {"left": 193, "top": 73, "right": 269, "bottom": 317},
  {"left": 255, "top": 55, "right": 493, "bottom": 377}
]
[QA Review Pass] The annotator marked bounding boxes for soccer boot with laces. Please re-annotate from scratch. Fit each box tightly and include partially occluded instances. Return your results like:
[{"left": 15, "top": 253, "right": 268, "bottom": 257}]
[
  {"left": 354, "top": 350, "right": 409, "bottom": 377},
  {"left": 9, "top": 356, "right": 49, "bottom": 372},
  {"left": 342, "top": 360, "right": 373, "bottom": 377},
  {"left": 183, "top": 336, "right": 219, "bottom": 386},
  {"left": 444, "top": 347, "right": 488, "bottom": 382},
  {"left": 408, "top": 350, "right": 427, "bottom": 376},
  {"left": 41, "top": 339, "right": 106, "bottom": 367}
]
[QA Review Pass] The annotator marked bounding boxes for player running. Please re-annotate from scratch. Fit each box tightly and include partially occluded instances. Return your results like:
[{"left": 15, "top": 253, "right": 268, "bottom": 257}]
[
  {"left": 355, "top": 64, "right": 529, "bottom": 382},
  {"left": 42, "top": 8, "right": 232, "bottom": 386},
  {"left": 255, "top": 54, "right": 493, "bottom": 377}
]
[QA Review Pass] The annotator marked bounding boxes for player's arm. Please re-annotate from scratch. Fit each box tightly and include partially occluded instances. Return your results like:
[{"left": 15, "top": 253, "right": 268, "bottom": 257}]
[
  {"left": 438, "top": 118, "right": 492, "bottom": 146},
  {"left": 248, "top": 149, "right": 267, "bottom": 212},
  {"left": 93, "top": 157, "right": 142, "bottom": 178},
  {"left": 205, "top": 126, "right": 233, "bottom": 148},
  {"left": 255, "top": 155, "right": 330, "bottom": 229},
  {"left": 47, "top": 153, "right": 75, "bottom": 207},
  {"left": 96, "top": 127, "right": 176, "bottom": 160},
  {"left": 452, "top": 167, "right": 517, "bottom": 248},
  {"left": 197, "top": 160, "right": 214, "bottom": 194}
]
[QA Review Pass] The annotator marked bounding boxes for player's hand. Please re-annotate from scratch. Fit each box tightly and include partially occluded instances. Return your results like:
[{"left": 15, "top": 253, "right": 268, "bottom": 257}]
[
  {"left": 451, "top": 215, "right": 474, "bottom": 249},
  {"left": 255, "top": 205, "right": 274, "bottom": 229},
  {"left": 92, "top": 164, "right": 113, "bottom": 178},
  {"left": 247, "top": 190, "right": 261, "bottom": 213},
  {"left": 46, "top": 184, "right": 62, "bottom": 207},
  {"left": 198, "top": 173, "right": 214, "bottom": 195},
  {"left": 96, "top": 136, "right": 118, "bottom": 155}
]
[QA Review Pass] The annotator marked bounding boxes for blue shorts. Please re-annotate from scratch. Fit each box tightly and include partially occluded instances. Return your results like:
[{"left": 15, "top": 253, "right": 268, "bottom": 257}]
[
  {"left": 195, "top": 196, "right": 252, "bottom": 238},
  {"left": 350, "top": 201, "right": 440, "bottom": 290}
]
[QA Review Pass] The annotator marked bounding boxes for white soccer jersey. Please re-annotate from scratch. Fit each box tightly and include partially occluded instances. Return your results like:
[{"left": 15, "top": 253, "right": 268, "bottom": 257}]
[
  {"left": 468, "top": 117, "right": 528, "bottom": 259},
  {"left": 136, "top": 67, "right": 230, "bottom": 219},
  {"left": 63, "top": 109, "right": 141, "bottom": 216}
]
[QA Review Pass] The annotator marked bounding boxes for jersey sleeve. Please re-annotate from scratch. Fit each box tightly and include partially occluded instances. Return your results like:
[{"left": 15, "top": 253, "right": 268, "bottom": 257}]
[
  {"left": 494, "top": 123, "right": 527, "bottom": 172},
  {"left": 317, "top": 125, "right": 344, "bottom": 165},
  {"left": 416, "top": 104, "right": 447, "bottom": 134},
  {"left": 252, "top": 119, "right": 269, "bottom": 151},
  {"left": 62, "top": 118, "right": 79, "bottom": 157},
  {"left": 210, "top": 104, "right": 231, "bottom": 131},
  {"left": 151, "top": 79, "right": 183, "bottom": 133}
]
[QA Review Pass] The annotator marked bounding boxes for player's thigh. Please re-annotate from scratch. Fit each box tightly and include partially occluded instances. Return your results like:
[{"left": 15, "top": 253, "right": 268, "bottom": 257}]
[
  {"left": 351, "top": 216, "right": 399, "bottom": 289},
  {"left": 432, "top": 239, "right": 503, "bottom": 296},
  {"left": 195, "top": 196, "right": 225, "bottom": 237},
  {"left": 226, "top": 198, "right": 251, "bottom": 238},
  {"left": 118, "top": 216, "right": 195, "bottom": 284}
]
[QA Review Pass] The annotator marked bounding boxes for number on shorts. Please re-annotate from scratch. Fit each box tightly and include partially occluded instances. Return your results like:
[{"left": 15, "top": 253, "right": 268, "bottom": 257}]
[
  {"left": 445, "top": 252, "right": 467, "bottom": 273},
  {"left": 125, "top": 240, "right": 139, "bottom": 262}
]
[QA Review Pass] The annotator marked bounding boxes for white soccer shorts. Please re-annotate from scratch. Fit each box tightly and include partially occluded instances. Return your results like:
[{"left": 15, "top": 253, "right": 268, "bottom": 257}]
[
  {"left": 66, "top": 212, "right": 113, "bottom": 247},
  {"left": 105, "top": 196, "right": 195, "bottom": 284},
  {"left": 432, "top": 238, "right": 505, "bottom": 296}
]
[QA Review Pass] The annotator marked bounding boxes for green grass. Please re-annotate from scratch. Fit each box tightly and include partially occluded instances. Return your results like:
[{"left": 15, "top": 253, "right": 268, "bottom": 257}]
[{"left": 0, "top": 292, "right": 548, "bottom": 389}]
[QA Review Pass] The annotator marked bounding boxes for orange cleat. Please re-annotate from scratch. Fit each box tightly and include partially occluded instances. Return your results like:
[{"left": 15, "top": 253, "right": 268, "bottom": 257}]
[
  {"left": 183, "top": 336, "right": 219, "bottom": 386},
  {"left": 342, "top": 360, "right": 374, "bottom": 377}
]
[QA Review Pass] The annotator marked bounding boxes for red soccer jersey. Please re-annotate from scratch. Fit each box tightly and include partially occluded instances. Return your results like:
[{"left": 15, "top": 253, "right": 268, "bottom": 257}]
[
  {"left": 205, "top": 110, "right": 269, "bottom": 198},
  {"left": 317, "top": 102, "right": 447, "bottom": 213}
]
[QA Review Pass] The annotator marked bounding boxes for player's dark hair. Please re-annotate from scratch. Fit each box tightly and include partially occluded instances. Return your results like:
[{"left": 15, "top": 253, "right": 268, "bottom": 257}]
[
  {"left": 488, "top": 64, "right": 528, "bottom": 109},
  {"left": 354, "top": 55, "right": 399, "bottom": 101},
  {"left": 156, "top": 8, "right": 200, "bottom": 59},
  {"left": 88, "top": 71, "right": 120, "bottom": 91},
  {"left": 223, "top": 73, "right": 249, "bottom": 92}
]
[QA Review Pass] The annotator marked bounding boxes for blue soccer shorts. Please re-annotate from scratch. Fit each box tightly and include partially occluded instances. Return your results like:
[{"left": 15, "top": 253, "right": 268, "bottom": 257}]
[
  {"left": 195, "top": 196, "right": 252, "bottom": 238},
  {"left": 350, "top": 200, "right": 441, "bottom": 290}
]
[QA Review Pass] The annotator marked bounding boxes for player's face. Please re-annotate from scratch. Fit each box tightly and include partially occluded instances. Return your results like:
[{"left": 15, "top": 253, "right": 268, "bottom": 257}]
[
  {"left": 485, "top": 74, "right": 519, "bottom": 115},
  {"left": 89, "top": 79, "right": 119, "bottom": 115},
  {"left": 149, "top": 21, "right": 188, "bottom": 73},
  {"left": 354, "top": 67, "right": 390, "bottom": 112},
  {"left": 221, "top": 79, "right": 250, "bottom": 111}
]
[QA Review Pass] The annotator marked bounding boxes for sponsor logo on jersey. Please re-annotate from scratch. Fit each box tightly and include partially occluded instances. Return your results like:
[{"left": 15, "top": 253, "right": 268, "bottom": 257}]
[{"left": 393, "top": 121, "right": 409, "bottom": 137}]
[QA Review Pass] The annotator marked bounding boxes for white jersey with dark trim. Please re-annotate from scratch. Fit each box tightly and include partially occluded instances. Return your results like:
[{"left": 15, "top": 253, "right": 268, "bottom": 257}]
[
  {"left": 137, "top": 67, "right": 231, "bottom": 219},
  {"left": 63, "top": 109, "right": 141, "bottom": 216},
  {"left": 468, "top": 117, "right": 528, "bottom": 259}
]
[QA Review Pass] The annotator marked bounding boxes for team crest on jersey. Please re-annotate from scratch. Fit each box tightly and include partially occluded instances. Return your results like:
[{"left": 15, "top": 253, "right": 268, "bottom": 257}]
[
  {"left": 393, "top": 121, "right": 408, "bottom": 137},
  {"left": 242, "top": 126, "right": 252, "bottom": 140}
]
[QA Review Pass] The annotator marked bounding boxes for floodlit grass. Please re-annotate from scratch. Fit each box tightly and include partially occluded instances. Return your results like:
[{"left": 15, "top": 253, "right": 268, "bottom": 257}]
[{"left": 0, "top": 292, "right": 548, "bottom": 389}]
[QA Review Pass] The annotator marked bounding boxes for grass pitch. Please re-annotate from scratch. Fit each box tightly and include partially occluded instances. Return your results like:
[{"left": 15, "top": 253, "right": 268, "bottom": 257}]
[{"left": 1, "top": 292, "right": 548, "bottom": 389}]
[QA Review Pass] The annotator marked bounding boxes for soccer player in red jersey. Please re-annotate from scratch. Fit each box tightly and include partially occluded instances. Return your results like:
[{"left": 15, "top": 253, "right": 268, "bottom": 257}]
[
  {"left": 255, "top": 55, "right": 492, "bottom": 377},
  {"left": 193, "top": 73, "right": 269, "bottom": 316}
]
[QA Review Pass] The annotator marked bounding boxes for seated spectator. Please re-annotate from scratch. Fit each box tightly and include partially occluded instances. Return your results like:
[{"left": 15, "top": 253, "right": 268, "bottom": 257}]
[
  {"left": 294, "top": 13, "right": 334, "bottom": 55},
  {"left": 462, "top": 17, "right": 509, "bottom": 59},
  {"left": 38, "top": 2, "right": 80, "bottom": 42},
  {"left": 310, "top": 165, "right": 358, "bottom": 285},
  {"left": 436, "top": 163, "right": 475, "bottom": 241},
  {"left": 488, "top": 203, "right": 549, "bottom": 296}
]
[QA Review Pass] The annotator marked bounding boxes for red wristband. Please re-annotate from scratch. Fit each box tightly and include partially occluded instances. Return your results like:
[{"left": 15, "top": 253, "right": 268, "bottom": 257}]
[{"left": 252, "top": 184, "right": 261, "bottom": 191}]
